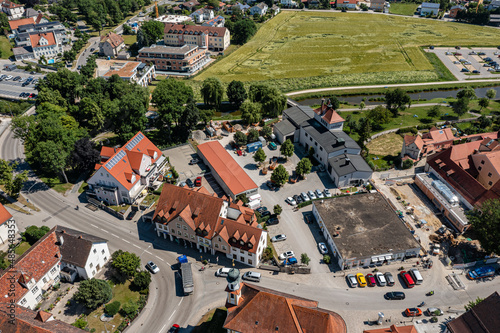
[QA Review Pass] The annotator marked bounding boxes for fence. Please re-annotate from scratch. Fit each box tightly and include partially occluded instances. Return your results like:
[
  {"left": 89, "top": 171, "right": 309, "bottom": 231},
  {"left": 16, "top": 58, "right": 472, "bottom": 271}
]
[
  {"left": 450, "top": 257, "right": 499, "bottom": 270},
  {"left": 88, "top": 198, "right": 125, "bottom": 220}
]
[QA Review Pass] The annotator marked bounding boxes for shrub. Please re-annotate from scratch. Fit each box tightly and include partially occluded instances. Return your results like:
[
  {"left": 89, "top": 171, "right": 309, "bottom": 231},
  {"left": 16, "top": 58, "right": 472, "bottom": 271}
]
[
  {"left": 104, "top": 301, "right": 121, "bottom": 316},
  {"left": 300, "top": 253, "right": 310, "bottom": 265},
  {"left": 120, "top": 300, "right": 139, "bottom": 318},
  {"left": 72, "top": 317, "right": 87, "bottom": 329},
  {"left": 323, "top": 255, "right": 331, "bottom": 264},
  {"left": 131, "top": 271, "right": 152, "bottom": 291}
]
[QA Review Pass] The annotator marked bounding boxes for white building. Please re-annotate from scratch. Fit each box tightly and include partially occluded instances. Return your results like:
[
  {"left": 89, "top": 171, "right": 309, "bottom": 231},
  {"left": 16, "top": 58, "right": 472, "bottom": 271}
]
[
  {"left": 189, "top": 8, "right": 214, "bottom": 23},
  {"left": 1, "top": 0, "right": 24, "bottom": 20},
  {"left": 56, "top": 226, "right": 110, "bottom": 281},
  {"left": 420, "top": 2, "right": 440, "bottom": 16},
  {"left": 96, "top": 59, "right": 156, "bottom": 87},
  {"left": 280, "top": 0, "right": 298, "bottom": 8},
  {"left": 249, "top": 2, "right": 268, "bottom": 15},
  {"left": 0, "top": 203, "right": 18, "bottom": 247}
]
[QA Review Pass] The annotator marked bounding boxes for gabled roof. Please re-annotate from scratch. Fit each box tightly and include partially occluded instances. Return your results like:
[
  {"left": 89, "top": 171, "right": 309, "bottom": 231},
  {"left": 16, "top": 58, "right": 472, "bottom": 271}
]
[
  {"left": 8, "top": 17, "right": 35, "bottom": 31},
  {"left": 30, "top": 32, "right": 56, "bottom": 48},
  {"left": 328, "top": 153, "right": 373, "bottom": 177},
  {"left": 422, "top": 2, "right": 440, "bottom": 8},
  {"left": 422, "top": 127, "right": 454, "bottom": 143},
  {"left": 0, "top": 303, "right": 85, "bottom": 333},
  {"left": 404, "top": 135, "right": 424, "bottom": 150},
  {"left": 363, "top": 324, "right": 417, "bottom": 333},
  {"left": 0, "top": 203, "right": 13, "bottom": 226},
  {"left": 446, "top": 291, "right": 500, "bottom": 333},
  {"left": 100, "top": 32, "right": 124, "bottom": 49},
  {"left": 314, "top": 103, "right": 345, "bottom": 125},
  {"left": 2, "top": 0, "right": 23, "bottom": 9},
  {"left": 224, "top": 283, "right": 346, "bottom": 333},
  {"left": 164, "top": 23, "right": 227, "bottom": 37},
  {"left": 55, "top": 226, "right": 108, "bottom": 268}
]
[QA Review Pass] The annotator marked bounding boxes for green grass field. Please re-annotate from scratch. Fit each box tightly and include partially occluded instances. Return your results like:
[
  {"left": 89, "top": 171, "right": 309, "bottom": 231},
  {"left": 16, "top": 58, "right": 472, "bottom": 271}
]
[
  {"left": 0, "top": 36, "right": 13, "bottom": 59},
  {"left": 192, "top": 12, "right": 500, "bottom": 92},
  {"left": 122, "top": 34, "right": 137, "bottom": 46},
  {"left": 389, "top": 3, "right": 419, "bottom": 16}
]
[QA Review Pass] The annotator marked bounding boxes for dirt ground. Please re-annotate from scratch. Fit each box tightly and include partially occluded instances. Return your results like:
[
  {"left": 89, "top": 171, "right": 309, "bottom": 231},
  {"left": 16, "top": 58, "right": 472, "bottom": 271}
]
[{"left": 366, "top": 133, "right": 403, "bottom": 156}]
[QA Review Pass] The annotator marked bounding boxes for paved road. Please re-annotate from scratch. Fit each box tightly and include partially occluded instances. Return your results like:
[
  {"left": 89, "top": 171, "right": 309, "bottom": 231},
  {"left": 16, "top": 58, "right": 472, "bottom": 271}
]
[{"left": 75, "top": 37, "right": 100, "bottom": 70}]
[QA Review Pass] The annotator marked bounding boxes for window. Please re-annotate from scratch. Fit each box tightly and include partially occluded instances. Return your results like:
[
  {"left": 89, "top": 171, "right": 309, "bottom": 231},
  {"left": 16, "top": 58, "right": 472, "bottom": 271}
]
[
  {"left": 215, "top": 244, "right": 219, "bottom": 248},
  {"left": 222, "top": 245, "right": 226, "bottom": 250},
  {"left": 309, "top": 137, "right": 312, "bottom": 142},
  {"left": 90, "top": 263, "right": 93, "bottom": 268},
  {"left": 20, "top": 298, "right": 26, "bottom": 305},
  {"left": 104, "top": 257, "right": 107, "bottom": 262},
  {"left": 102, "top": 249, "right": 105, "bottom": 255},
  {"left": 230, "top": 293, "right": 234, "bottom": 299},
  {"left": 481, "top": 160, "right": 485, "bottom": 165},
  {"left": 177, "top": 223, "right": 181, "bottom": 228},
  {"left": 93, "top": 249, "right": 97, "bottom": 254},
  {"left": 183, "top": 226, "right": 187, "bottom": 230},
  {"left": 42, "top": 277, "right": 47, "bottom": 284},
  {"left": 240, "top": 249, "right": 244, "bottom": 254},
  {"left": 305, "top": 133, "right": 308, "bottom": 137},
  {"left": 50, "top": 267, "right": 57, "bottom": 275},
  {"left": 31, "top": 286, "right": 39, "bottom": 294},
  {"left": 92, "top": 270, "right": 95, "bottom": 276},
  {"left": 248, "top": 259, "right": 253, "bottom": 265},
  {"left": 191, "top": 235, "right": 195, "bottom": 239},
  {"left": 488, "top": 172, "right": 492, "bottom": 177},
  {"left": 233, "top": 254, "right": 237, "bottom": 259},
  {"left": 178, "top": 231, "right": 182, "bottom": 235},
  {"left": 478, "top": 166, "right": 482, "bottom": 171},
  {"left": 184, "top": 233, "right": 188, "bottom": 237},
  {"left": 489, "top": 181, "right": 493, "bottom": 186},
  {"left": 320, "top": 147, "right": 323, "bottom": 151},
  {"left": 240, "top": 256, "right": 244, "bottom": 261},
  {"left": 315, "top": 142, "right": 317, "bottom": 146},
  {"left": 36, "top": 295, "right": 43, "bottom": 303}
]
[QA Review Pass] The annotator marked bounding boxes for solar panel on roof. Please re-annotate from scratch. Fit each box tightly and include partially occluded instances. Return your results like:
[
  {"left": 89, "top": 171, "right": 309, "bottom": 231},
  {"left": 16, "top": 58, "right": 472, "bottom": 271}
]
[
  {"left": 125, "top": 133, "right": 144, "bottom": 150},
  {"left": 105, "top": 150, "right": 126, "bottom": 170}
]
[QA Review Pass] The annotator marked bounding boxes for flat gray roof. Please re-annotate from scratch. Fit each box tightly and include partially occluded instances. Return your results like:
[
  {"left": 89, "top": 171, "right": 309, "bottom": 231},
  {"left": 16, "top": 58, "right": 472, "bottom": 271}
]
[
  {"left": 138, "top": 44, "right": 197, "bottom": 55},
  {"left": 315, "top": 193, "right": 420, "bottom": 260},
  {"left": 274, "top": 119, "right": 295, "bottom": 136},
  {"left": 301, "top": 118, "right": 359, "bottom": 154},
  {"left": 328, "top": 154, "right": 372, "bottom": 177},
  {"left": 283, "top": 105, "right": 314, "bottom": 128}
]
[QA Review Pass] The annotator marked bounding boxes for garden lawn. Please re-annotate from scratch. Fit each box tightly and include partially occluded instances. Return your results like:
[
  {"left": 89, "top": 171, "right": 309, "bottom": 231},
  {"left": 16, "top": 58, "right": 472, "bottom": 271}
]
[
  {"left": 366, "top": 132, "right": 404, "bottom": 156},
  {"left": 122, "top": 34, "right": 137, "bottom": 46},
  {"left": 0, "top": 36, "right": 13, "bottom": 59},
  {"left": 15, "top": 242, "right": 31, "bottom": 256},
  {"left": 389, "top": 3, "right": 419, "bottom": 16},
  {"left": 192, "top": 11, "right": 500, "bottom": 92}
]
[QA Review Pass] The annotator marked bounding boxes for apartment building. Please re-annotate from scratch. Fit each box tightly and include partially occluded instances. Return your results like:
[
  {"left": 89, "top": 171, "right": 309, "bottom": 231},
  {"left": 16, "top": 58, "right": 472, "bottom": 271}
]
[
  {"left": 137, "top": 44, "right": 210, "bottom": 74},
  {"left": 164, "top": 24, "right": 230, "bottom": 52}
]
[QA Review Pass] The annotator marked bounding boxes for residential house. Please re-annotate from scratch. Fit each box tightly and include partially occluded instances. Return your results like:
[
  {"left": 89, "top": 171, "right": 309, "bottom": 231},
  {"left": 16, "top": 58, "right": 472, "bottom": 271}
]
[
  {"left": 96, "top": 59, "right": 156, "bottom": 87},
  {"left": 99, "top": 32, "right": 125, "bottom": 58},
  {"left": 370, "top": 0, "right": 385, "bottom": 12},
  {"left": 336, "top": 0, "right": 358, "bottom": 10},
  {"left": 1, "top": 0, "right": 24, "bottom": 20},
  {"left": 153, "top": 184, "right": 267, "bottom": 267},
  {"left": 180, "top": 0, "right": 200, "bottom": 11},
  {"left": 312, "top": 193, "right": 421, "bottom": 270},
  {"left": 56, "top": 226, "right": 110, "bottom": 282},
  {"left": 0, "top": 303, "right": 85, "bottom": 332},
  {"left": 223, "top": 269, "right": 347, "bottom": 332},
  {"left": 14, "top": 21, "right": 70, "bottom": 48},
  {"left": 420, "top": 2, "right": 440, "bottom": 16},
  {"left": 0, "top": 227, "right": 61, "bottom": 310},
  {"left": 364, "top": 324, "right": 417, "bottom": 333},
  {"left": 227, "top": 2, "right": 251, "bottom": 13},
  {"left": 271, "top": 4, "right": 280, "bottom": 15},
  {"left": 202, "top": 15, "right": 225, "bottom": 27},
  {"left": 197, "top": 141, "right": 259, "bottom": 200},
  {"left": 13, "top": 31, "right": 63, "bottom": 61},
  {"left": 280, "top": 0, "right": 298, "bottom": 8},
  {"left": 0, "top": 203, "right": 18, "bottom": 247},
  {"left": 87, "top": 131, "right": 168, "bottom": 205},
  {"left": 449, "top": 5, "right": 465, "bottom": 18},
  {"left": 190, "top": 8, "right": 214, "bottom": 23},
  {"left": 249, "top": 2, "right": 268, "bottom": 15},
  {"left": 445, "top": 291, "right": 500, "bottom": 333},
  {"left": 164, "top": 24, "right": 231, "bottom": 52},
  {"left": 8, "top": 17, "right": 36, "bottom": 32},
  {"left": 137, "top": 44, "right": 210, "bottom": 75},
  {"left": 401, "top": 134, "right": 424, "bottom": 160}
]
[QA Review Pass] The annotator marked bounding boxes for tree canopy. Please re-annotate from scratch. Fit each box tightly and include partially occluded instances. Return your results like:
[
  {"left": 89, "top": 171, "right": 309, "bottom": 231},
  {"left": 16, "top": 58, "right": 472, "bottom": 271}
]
[
  {"left": 271, "top": 165, "right": 289, "bottom": 186},
  {"left": 137, "top": 20, "right": 164, "bottom": 47},
  {"left": 241, "top": 101, "right": 262, "bottom": 124},
  {"left": 232, "top": 19, "right": 257, "bottom": 44},
  {"left": 111, "top": 250, "right": 141, "bottom": 278},
  {"left": 201, "top": 77, "right": 224, "bottom": 108},
  {"left": 385, "top": 88, "right": 411, "bottom": 117},
  {"left": 22, "top": 225, "right": 51, "bottom": 245},
  {"left": 227, "top": 80, "right": 247, "bottom": 108},
  {"left": 74, "top": 279, "right": 112, "bottom": 310},
  {"left": 152, "top": 78, "right": 194, "bottom": 128},
  {"left": 280, "top": 139, "right": 294, "bottom": 159},
  {"left": 253, "top": 148, "right": 266, "bottom": 164},
  {"left": 452, "top": 97, "right": 469, "bottom": 117},
  {"left": 467, "top": 199, "right": 500, "bottom": 255},
  {"left": 0, "top": 159, "right": 28, "bottom": 198},
  {"left": 295, "top": 158, "right": 312, "bottom": 177}
]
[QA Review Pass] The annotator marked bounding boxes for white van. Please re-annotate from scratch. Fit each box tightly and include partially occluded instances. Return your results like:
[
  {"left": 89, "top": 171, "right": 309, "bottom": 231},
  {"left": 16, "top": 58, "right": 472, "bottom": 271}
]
[
  {"left": 242, "top": 271, "right": 261, "bottom": 282},
  {"left": 248, "top": 200, "right": 261, "bottom": 210},
  {"left": 248, "top": 194, "right": 262, "bottom": 202},
  {"left": 215, "top": 268, "right": 231, "bottom": 277},
  {"left": 410, "top": 268, "right": 424, "bottom": 285}
]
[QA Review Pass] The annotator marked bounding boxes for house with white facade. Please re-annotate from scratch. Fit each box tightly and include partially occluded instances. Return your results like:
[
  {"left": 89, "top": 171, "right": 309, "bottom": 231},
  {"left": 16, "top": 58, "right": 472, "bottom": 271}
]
[
  {"left": 87, "top": 132, "right": 168, "bottom": 205},
  {"left": 202, "top": 15, "right": 225, "bottom": 27},
  {"left": 419, "top": 2, "right": 440, "bottom": 16},
  {"left": 227, "top": 2, "right": 251, "bottom": 13},
  {"left": 0, "top": 203, "right": 18, "bottom": 247},
  {"left": 1, "top": 0, "right": 24, "bottom": 20},
  {"left": 280, "top": 0, "right": 298, "bottom": 8},
  {"left": 250, "top": 2, "right": 268, "bottom": 15},
  {"left": 99, "top": 32, "right": 125, "bottom": 58},
  {"left": 0, "top": 227, "right": 61, "bottom": 310},
  {"left": 13, "top": 31, "right": 63, "bottom": 61},
  {"left": 401, "top": 134, "right": 424, "bottom": 160},
  {"left": 56, "top": 226, "right": 110, "bottom": 282},
  {"left": 96, "top": 59, "right": 156, "bottom": 87},
  {"left": 153, "top": 184, "right": 267, "bottom": 267},
  {"left": 189, "top": 8, "right": 214, "bottom": 23}
]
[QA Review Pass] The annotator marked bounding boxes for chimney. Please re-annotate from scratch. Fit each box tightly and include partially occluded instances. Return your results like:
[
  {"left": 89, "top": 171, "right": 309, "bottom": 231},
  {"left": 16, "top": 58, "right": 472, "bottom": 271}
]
[
  {"left": 345, "top": 157, "right": 350, "bottom": 166},
  {"left": 321, "top": 98, "right": 325, "bottom": 110}
]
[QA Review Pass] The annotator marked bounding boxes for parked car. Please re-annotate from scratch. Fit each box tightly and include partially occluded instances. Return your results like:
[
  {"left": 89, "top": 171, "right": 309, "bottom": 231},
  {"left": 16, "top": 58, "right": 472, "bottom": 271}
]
[
  {"left": 146, "top": 261, "right": 160, "bottom": 274},
  {"left": 307, "top": 190, "right": 317, "bottom": 200},
  {"left": 242, "top": 271, "right": 261, "bottom": 282},
  {"left": 304, "top": 214, "right": 313, "bottom": 224},
  {"left": 256, "top": 207, "right": 268, "bottom": 214},
  {"left": 13, "top": 76, "right": 21, "bottom": 81},
  {"left": 366, "top": 273, "right": 376, "bottom": 287},
  {"left": 375, "top": 272, "right": 386, "bottom": 286},
  {"left": 426, "top": 308, "right": 443, "bottom": 316},
  {"left": 189, "top": 158, "right": 199, "bottom": 165},
  {"left": 315, "top": 189, "right": 324, "bottom": 199},
  {"left": 169, "top": 324, "right": 180, "bottom": 333},
  {"left": 178, "top": 181, "right": 186, "bottom": 187},
  {"left": 432, "top": 243, "right": 441, "bottom": 255},
  {"left": 384, "top": 272, "right": 395, "bottom": 286},
  {"left": 453, "top": 61, "right": 460, "bottom": 64},
  {"left": 445, "top": 51, "right": 452, "bottom": 55},
  {"left": 185, "top": 178, "right": 194, "bottom": 188},
  {"left": 215, "top": 267, "right": 231, "bottom": 277},
  {"left": 384, "top": 291, "right": 405, "bottom": 300},
  {"left": 18, "top": 77, "right": 25, "bottom": 82},
  {"left": 405, "top": 308, "right": 422, "bottom": 317},
  {"left": 286, "top": 197, "right": 296, "bottom": 205},
  {"left": 346, "top": 274, "right": 358, "bottom": 288},
  {"left": 454, "top": 52, "right": 462, "bottom": 56},
  {"left": 324, "top": 189, "right": 332, "bottom": 197},
  {"left": 469, "top": 51, "right": 477, "bottom": 55},
  {"left": 126, "top": 210, "right": 137, "bottom": 220},
  {"left": 461, "top": 68, "right": 470, "bottom": 72},
  {"left": 91, "top": 47, "right": 95, "bottom": 52},
  {"left": 194, "top": 176, "right": 202, "bottom": 187},
  {"left": 293, "top": 194, "right": 303, "bottom": 204},
  {"left": 5, "top": 75, "right": 13, "bottom": 80},
  {"left": 478, "top": 52, "right": 486, "bottom": 55},
  {"left": 267, "top": 216, "right": 279, "bottom": 225},
  {"left": 271, "top": 234, "right": 287, "bottom": 242},
  {"left": 300, "top": 192, "right": 310, "bottom": 201},
  {"left": 261, "top": 210, "right": 271, "bottom": 217},
  {"left": 279, "top": 251, "right": 294, "bottom": 260},
  {"left": 472, "top": 70, "right": 480, "bottom": 74},
  {"left": 356, "top": 273, "right": 367, "bottom": 287},
  {"left": 30, "top": 71, "right": 37, "bottom": 74},
  {"left": 318, "top": 242, "right": 328, "bottom": 254}
]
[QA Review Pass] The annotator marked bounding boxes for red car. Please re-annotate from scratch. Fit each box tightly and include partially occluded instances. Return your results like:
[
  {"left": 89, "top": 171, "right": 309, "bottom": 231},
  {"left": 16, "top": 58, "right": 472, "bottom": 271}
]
[
  {"left": 454, "top": 52, "right": 462, "bottom": 56},
  {"left": 405, "top": 308, "right": 422, "bottom": 317},
  {"left": 169, "top": 324, "right": 180, "bottom": 333},
  {"left": 194, "top": 176, "right": 202, "bottom": 187},
  {"left": 400, "top": 271, "right": 415, "bottom": 288},
  {"left": 366, "top": 274, "right": 376, "bottom": 287}
]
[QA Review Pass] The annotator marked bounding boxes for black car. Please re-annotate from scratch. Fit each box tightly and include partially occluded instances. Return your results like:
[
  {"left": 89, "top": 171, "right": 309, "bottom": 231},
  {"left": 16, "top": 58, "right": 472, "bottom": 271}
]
[
  {"left": 261, "top": 210, "right": 271, "bottom": 217},
  {"left": 294, "top": 194, "right": 303, "bottom": 204},
  {"left": 385, "top": 292, "right": 405, "bottom": 300},
  {"left": 13, "top": 76, "right": 21, "bottom": 81},
  {"left": 186, "top": 178, "right": 194, "bottom": 188},
  {"left": 266, "top": 216, "right": 279, "bottom": 225},
  {"left": 256, "top": 206, "right": 267, "bottom": 214},
  {"left": 126, "top": 210, "right": 137, "bottom": 220},
  {"left": 429, "top": 45, "right": 434, "bottom": 50},
  {"left": 30, "top": 71, "right": 36, "bottom": 74}
]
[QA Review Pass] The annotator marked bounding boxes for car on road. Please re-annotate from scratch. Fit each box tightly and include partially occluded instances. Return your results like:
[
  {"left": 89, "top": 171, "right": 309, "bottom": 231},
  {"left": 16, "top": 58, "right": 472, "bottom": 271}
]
[
  {"left": 146, "top": 261, "right": 160, "bottom": 274},
  {"left": 91, "top": 47, "right": 95, "bottom": 52},
  {"left": 169, "top": 324, "right": 180, "bottom": 333},
  {"left": 300, "top": 192, "right": 310, "bottom": 201},
  {"left": 432, "top": 243, "right": 441, "bottom": 255},
  {"left": 216, "top": 267, "right": 231, "bottom": 277},
  {"left": 30, "top": 71, "right": 37, "bottom": 74},
  {"left": 384, "top": 272, "right": 395, "bottom": 286},
  {"left": 279, "top": 251, "right": 294, "bottom": 260},
  {"left": 194, "top": 176, "right": 202, "bottom": 187},
  {"left": 472, "top": 70, "right": 480, "bottom": 74},
  {"left": 461, "top": 68, "right": 470, "bottom": 72},
  {"left": 366, "top": 273, "right": 376, "bottom": 287},
  {"left": 307, "top": 190, "right": 317, "bottom": 200},
  {"left": 286, "top": 197, "right": 296, "bottom": 205},
  {"left": 324, "top": 189, "right": 332, "bottom": 197},
  {"left": 271, "top": 234, "right": 287, "bottom": 242},
  {"left": 256, "top": 207, "right": 268, "bottom": 214},
  {"left": 426, "top": 308, "right": 443, "bottom": 316},
  {"left": 405, "top": 308, "right": 422, "bottom": 317},
  {"left": 266, "top": 216, "right": 279, "bottom": 225},
  {"left": 318, "top": 242, "right": 328, "bottom": 254},
  {"left": 384, "top": 291, "right": 405, "bottom": 300},
  {"left": 356, "top": 273, "right": 367, "bottom": 287},
  {"left": 186, "top": 178, "right": 194, "bottom": 188},
  {"left": 346, "top": 274, "right": 358, "bottom": 288},
  {"left": 126, "top": 210, "right": 137, "bottom": 220},
  {"left": 375, "top": 272, "right": 386, "bottom": 286},
  {"left": 189, "top": 158, "right": 199, "bottom": 165},
  {"left": 315, "top": 189, "right": 324, "bottom": 199}
]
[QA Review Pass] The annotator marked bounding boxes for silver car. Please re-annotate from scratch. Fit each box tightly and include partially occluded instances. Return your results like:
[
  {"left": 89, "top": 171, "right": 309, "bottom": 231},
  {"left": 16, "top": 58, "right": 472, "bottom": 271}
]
[
  {"left": 301, "top": 192, "right": 310, "bottom": 201},
  {"left": 308, "top": 190, "right": 317, "bottom": 200},
  {"left": 347, "top": 274, "right": 358, "bottom": 288},
  {"left": 324, "top": 189, "right": 332, "bottom": 197},
  {"left": 271, "top": 234, "right": 287, "bottom": 242},
  {"left": 315, "top": 189, "right": 324, "bottom": 199},
  {"left": 318, "top": 242, "right": 328, "bottom": 254}
]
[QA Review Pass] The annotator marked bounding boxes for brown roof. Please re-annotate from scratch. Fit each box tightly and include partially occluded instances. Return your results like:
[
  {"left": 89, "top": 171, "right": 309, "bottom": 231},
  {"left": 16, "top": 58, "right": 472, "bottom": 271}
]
[
  {"left": 55, "top": 226, "right": 108, "bottom": 268},
  {"left": 446, "top": 291, "right": 500, "bottom": 333},
  {"left": 364, "top": 325, "right": 417, "bottom": 333},
  {"left": 181, "top": 0, "right": 200, "bottom": 8},
  {"left": 8, "top": 17, "right": 35, "bottom": 31},
  {"left": 0, "top": 227, "right": 60, "bottom": 303},
  {"left": 0, "top": 203, "right": 13, "bottom": 226},
  {"left": 153, "top": 184, "right": 262, "bottom": 253},
  {"left": 314, "top": 103, "right": 345, "bottom": 125},
  {"left": 100, "top": 32, "right": 124, "bottom": 49},
  {"left": 422, "top": 127, "right": 455, "bottom": 143},
  {"left": 30, "top": 32, "right": 56, "bottom": 48},
  {"left": 164, "top": 23, "right": 227, "bottom": 37},
  {"left": 0, "top": 303, "right": 85, "bottom": 333},
  {"left": 224, "top": 283, "right": 347, "bottom": 333},
  {"left": 2, "top": 0, "right": 23, "bottom": 9},
  {"left": 102, "top": 61, "right": 140, "bottom": 78},
  {"left": 403, "top": 135, "right": 424, "bottom": 150},
  {"left": 197, "top": 141, "right": 257, "bottom": 197}
]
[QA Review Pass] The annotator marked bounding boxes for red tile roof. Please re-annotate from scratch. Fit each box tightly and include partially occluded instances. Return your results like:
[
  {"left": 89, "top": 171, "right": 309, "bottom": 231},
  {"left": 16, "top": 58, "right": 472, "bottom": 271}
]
[
  {"left": 0, "top": 203, "right": 13, "bottom": 226},
  {"left": 2, "top": 0, "right": 23, "bottom": 9},
  {"left": 364, "top": 324, "right": 417, "bottom": 333},
  {"left": 100, "top": 32, "right": 124, "bottom": 49},
  {"left": 197, "top": 141, "right": 257, "bottom": 197},
  {"left": 0, "top": 227, "right": 60, "bottom": 303},
  {"left": 0, "top": 303, "right": 85, "bottom": 333},
  {"left": 8, "top": 17, "right": 35, "bottom": 31},
  {"left": 403, "top": 135, "right": 424, "bottom": 150},
  {"left": 446, "top": 291, "right": 500, "bottom": 333},
  {"left": 30, "top": 32, "right": 56, "bottom": 48},
  {"left": 224, "top": 283, "right": 347, "bottom": 333},
  {"left": 314, "top": 104, "right": 345, "bottom": 124},
  {"left": 423, "top": 127, "right": 454, "bottom": 143}
]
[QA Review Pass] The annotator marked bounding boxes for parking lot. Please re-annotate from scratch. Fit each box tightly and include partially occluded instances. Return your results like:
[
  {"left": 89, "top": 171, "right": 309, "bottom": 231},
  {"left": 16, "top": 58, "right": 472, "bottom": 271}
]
[
  {"left": 428, "top": 47, "right": 500, "bottom": 80},
  {"left": 0, "top": 69, "right": 43, "bottom": 99}
]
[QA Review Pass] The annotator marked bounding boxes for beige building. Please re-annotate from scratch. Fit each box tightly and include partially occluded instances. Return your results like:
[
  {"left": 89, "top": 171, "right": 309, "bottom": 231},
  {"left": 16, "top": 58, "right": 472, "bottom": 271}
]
[
  {"left": 96, "top": 59, "right": 156, "bottom": 87},
  {"left": 99, "top": 32, "right": 125, "bottom": 58},
  {"left": 164, "top": 23, "right": 230, "bottom": 52}
]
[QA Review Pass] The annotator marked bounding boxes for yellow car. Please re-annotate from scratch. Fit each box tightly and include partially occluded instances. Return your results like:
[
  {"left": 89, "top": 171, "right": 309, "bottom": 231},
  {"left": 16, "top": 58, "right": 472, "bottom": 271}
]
[{"left": 356, "top": 273, "right": 367, "bottom": 287}]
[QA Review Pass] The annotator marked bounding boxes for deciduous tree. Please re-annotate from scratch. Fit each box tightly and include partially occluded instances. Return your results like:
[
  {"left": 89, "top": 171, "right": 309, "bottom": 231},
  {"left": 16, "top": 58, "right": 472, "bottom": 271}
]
[
  {"left": 253, "top": 148, "right": 266, "bottom": 164},
  {"left": 486, "top": 89, "right": 496, "bottom": 100},
  {"left": 295, "top": 158, "right": 312, "bottom": 178},
  {"left": 271, "top": 164, "right": 289, "bottom": 186},
  {"left": 234, "top": 131, "right": 247, "bottom": 145},
  {"left": 478, "top": 97, "right": 489, "bottom": 111},
  {"left": 137, "top": 20, "right": 164, "bottom": 47},
  {"left": 227, "top": 80, "right": 247, "bottom": 108},
  {"left": 201, "top": 77, "right": 224, "bottom": 108},
  {"left": 232, "top": 19, "right": 257, "bottom": 44},
  {"left": 70, "top": 138, "right": 100, "bottom": 171},
  {"left": 385, "top": 88, "right": 411, "bottom": 117},
  {"left": 280, "top": 139, "right": 294, "bottom": 160},
  {"left": 131, "top": 271, "right": 151, "bottom": 291},
  {"left": 452, "top": 97, "right": 469, "bottom": 117},
  {"left": 247, "top": 128, "right": 259, "bottom": 142},
  {"left": 260, "top": 126, "right": 272, "bottom": 139},
  {"left": 466, "top": 199, "right": 500, "bottom": 255},
  {"left": 74, "top": 279, "right": 112, "bottom": 310},
  {"left": 427, "top": 105, "right": 441, "bottom": 118},
  {"left": 300, "top": 253, "right": 310, "bottom": 265},
  {"left": 22, "top": 225, "right": 50, "bottom": 245},
  {"left": 273, "top": 204, "right": 282, "bottom": 216},
  {"left": 240, "top": 101, "right": 262, "bottom": 124},
  {"left": 111, "top": 251, "right": 141, "bottom": 278}
]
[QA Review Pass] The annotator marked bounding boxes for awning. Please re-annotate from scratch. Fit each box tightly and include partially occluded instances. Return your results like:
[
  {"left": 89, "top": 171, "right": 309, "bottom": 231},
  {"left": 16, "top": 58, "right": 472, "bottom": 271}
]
[
  {"left": 385, "top": 255, "right": 393, "bottom": 260},
  {"left": 371, "top": 257, "right": 379, "bottom": 263},
  {"left": 378, "top": 256, "right": 386, "bottom": 262}
]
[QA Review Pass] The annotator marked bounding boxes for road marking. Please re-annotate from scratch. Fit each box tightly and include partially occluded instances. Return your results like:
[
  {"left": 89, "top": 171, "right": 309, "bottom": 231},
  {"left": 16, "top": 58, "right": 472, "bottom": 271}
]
[
  {"left": 160, "top": 324, "right": 167, "bottom": 333},
  {"left": 145, "top": 250, "right": 152, "bottom": 254},
  {"left": 133, "top": 244, "right": 141, "bottom": 249},
  {"left": 90, "top": 224, "right": 98, "bottom": 228},
  {"left": 155, "top": 256, "right": 164, "bottom": 261},
  {"left": 110, "top": 233, "right": 118, "bottom": 238},
  {"left": 101, "top": 229, "right": 109, "bottom": 234},
  {"left": 122, "top": 239, "right": 130, "bottom": 244}
]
